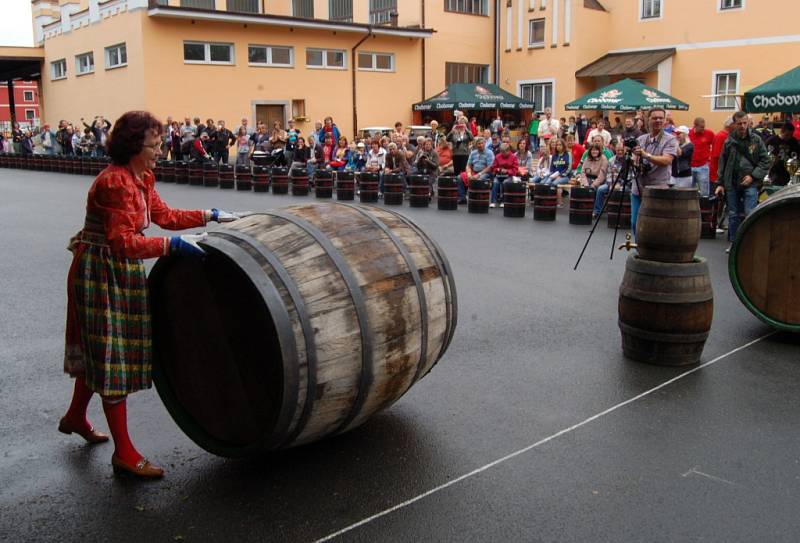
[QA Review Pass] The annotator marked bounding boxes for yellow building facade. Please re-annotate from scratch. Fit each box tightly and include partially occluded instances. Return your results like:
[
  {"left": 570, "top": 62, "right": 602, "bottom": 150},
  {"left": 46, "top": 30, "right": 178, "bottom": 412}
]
[{"left": 30, "top": 0, "right": 800, "bottom": 136}]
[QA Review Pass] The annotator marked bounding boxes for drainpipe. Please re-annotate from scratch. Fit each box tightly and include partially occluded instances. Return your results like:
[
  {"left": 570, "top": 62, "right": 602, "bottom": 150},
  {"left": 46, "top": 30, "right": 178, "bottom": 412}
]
[
  {"left": 352, "top": 28, "right": 373, "bottom": 138},
  {"left": 493, "top": 0, "right": 500, "bottom": 84},
  {"left": 421, "top": 0, "right": 426, "bottom": 101}
]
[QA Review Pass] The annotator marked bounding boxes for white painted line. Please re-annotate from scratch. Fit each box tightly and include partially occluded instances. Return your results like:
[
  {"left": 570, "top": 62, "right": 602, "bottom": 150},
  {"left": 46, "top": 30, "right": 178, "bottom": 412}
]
[
  {"left": 314, "top": 331, "right": 776, "bottom": 543},
  {"left": 682, "top": 467, "right": 736, "bottom": 486}
]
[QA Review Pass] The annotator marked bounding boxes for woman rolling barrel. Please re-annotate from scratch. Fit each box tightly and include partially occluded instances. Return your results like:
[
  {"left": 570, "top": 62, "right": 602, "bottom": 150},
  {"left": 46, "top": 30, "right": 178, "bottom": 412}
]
[{"left": 59, "top": 111, "right": 243, "bottom": 479}]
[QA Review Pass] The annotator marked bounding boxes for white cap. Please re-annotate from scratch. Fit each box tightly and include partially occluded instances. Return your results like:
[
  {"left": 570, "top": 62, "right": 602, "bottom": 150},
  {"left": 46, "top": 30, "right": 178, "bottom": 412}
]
[{"left": 675, "top": 125, "right": 690, "bottom": 135}]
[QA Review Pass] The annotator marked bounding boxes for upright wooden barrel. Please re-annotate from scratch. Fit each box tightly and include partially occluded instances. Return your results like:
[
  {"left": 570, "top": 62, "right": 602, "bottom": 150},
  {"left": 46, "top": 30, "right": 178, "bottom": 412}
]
[
  {"left": 606, "top": 190, "right": 630, "bottom": 228},
  {"left": 729, "top": 184, "right": 800, "bottom": 332},
  {"left": 408, "top": 175, "right": 431, "bottom": 208},
  {"left": 384, "top": 174, "right": 405, "bottom": 205},
  {"left": 174, "top": 161, "right": 189, "bottom": 184},
  {"left": 252, "top": 166, "right": 269, "bottom": 192},
  {"left": 467, "top": 178, "right": 491, "bottom": 213},
  {"left": 271, "top": 167, "right": 290, "bottom": 194},
  {"left": 532, "top": 184, "right": 557, "bottom": 221},
  {"left": 359, "top": 172, "right": 379, "bottom": 203},
  {"left": 699, "top": 196, "right": 717, "bottom": 239},
  {"left": 619, "top": 255, "right": 713, "bottom": 366},
  {"left": 188, "top": 162, "right": 204, "bottom": 186},
  {"left": 312, "top": 169, "right": 333, "bottom": 198},
  {"left": 292, "top": 168, "right": 311, "bottom": 197},
  {"left": 235, "top": 165, "right": 252, "bottom": 191},
  {"left": 335, "top": 171, "right": 355, "bottom": 201},
  {"left": 203, "top": 162, "right": 219, "bottom": 187},
  {"left": 149, "top": 203, "right": 458, "bottom": 457},
  {"left": 636, "top": 186, "right": 700, "bottom": 263},
  {"left": 569, "top": 186, "right": 595, "bottom": 225},
  {"left": 502, "top": 178, "right": 526, "bottom": 218},
  {"left": 219, "top": 164, "right": 234, "bottom": 189},
  {"left": 436, "top": 176, "right": 459, "bottom": 210}
]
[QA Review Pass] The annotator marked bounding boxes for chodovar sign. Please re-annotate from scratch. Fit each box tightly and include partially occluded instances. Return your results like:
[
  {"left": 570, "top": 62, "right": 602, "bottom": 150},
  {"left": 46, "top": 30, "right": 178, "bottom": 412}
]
[{"left": 751, "top": 93, "right": 800, "bottom": 108}]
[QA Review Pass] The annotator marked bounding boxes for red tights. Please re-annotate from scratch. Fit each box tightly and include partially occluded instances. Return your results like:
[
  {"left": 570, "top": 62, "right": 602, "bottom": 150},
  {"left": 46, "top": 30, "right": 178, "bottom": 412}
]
[{"left": 102, "top": 398, "right": 142, "bottom": 465}]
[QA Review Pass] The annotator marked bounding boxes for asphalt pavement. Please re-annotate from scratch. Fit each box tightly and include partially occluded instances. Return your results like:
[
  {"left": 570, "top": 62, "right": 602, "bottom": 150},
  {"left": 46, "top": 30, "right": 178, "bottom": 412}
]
[{"left": 0, "top": 169, "right": 798, "bottom": 543}]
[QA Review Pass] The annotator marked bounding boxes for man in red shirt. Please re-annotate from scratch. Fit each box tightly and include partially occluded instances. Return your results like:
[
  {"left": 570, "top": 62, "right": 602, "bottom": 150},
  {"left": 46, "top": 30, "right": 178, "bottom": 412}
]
[
  {"left": 792, "top": 114, "right": 800, "bottom": 140},
  {"left": 710, "top": 117, "right": 733, "bottom": 189},
  {"left": 688, "top": 117, "right": 715, "bottom": 196},
  {"left": 490, "top": 143, "right": 519, "bottom": 208}
]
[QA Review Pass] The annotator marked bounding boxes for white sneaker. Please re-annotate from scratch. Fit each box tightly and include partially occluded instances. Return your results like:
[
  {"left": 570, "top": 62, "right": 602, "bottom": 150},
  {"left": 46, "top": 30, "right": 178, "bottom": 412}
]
[
  {"left": 489, "top": 203, "right": 496, "bottom": 208},
  {"left": 716, "top": 227, "right": 725, "bottom": 234},
  {"left": 725, "top": 244, "right": 731, "bottom": 254},
  {"left": 500, "top": 203, "right": 505, "bottom": 208}
]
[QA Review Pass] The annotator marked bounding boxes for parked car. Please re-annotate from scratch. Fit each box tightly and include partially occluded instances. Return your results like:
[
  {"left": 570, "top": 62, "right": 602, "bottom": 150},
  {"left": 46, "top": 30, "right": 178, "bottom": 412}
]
[
  {"left": 357, "top": 126, "right": 393, "bottom": 140},
  {"left": 408, "top": 125, "right": 433, "bottom": 140}
]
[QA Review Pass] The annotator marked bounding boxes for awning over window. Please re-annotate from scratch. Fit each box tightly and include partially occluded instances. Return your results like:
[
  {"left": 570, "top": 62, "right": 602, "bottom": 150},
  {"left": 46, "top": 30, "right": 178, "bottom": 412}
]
[{"left": 576, "top": 48, "right": 675, "bottom": 78}]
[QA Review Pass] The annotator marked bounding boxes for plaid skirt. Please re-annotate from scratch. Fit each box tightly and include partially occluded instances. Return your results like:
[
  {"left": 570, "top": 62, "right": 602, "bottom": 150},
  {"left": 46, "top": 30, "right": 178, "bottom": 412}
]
[{"left": 64, "top": 241, "right": 152, "bottom": 396}]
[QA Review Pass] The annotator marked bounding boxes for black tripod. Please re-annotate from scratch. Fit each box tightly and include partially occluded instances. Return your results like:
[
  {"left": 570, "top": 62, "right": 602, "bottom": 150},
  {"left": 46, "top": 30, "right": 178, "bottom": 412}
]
[{"left": 573, "top": 151, "right": 642, "bottom": 270}]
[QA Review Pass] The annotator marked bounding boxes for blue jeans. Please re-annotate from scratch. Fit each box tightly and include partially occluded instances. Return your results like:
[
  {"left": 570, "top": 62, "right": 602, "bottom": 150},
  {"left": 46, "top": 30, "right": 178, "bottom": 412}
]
[
  {"left": 528, "top": 134, "right": 539, "bottom": 153},
  {"left": 726, "top": 184, "right": 759, "bottom": 242},
  {"left": 593, "top": 184, "right": 610, "bottom": 215},
  {"left": 631, "top": 192, "right": 641, "bottom": 238},
  {"left": 692, "top": 165, "right": 710, "bottom": 196},
  {"left": 491, "top": 176, "right": 508, "bottom": 204},
  {"left": 539, "top": 174, "right": 569, "bottom": 187}
]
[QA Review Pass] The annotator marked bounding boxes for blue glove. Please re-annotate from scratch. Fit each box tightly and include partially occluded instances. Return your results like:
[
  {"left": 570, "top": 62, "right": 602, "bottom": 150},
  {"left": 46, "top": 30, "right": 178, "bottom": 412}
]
[{"left": 169, "top": 233, "right": 207, "bottom": 257}]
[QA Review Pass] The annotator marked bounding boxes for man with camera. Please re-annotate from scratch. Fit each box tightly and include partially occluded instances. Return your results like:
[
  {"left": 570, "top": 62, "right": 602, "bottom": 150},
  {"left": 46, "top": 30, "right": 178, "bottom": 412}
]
[
  {"left": 631, "top": 108, "right": 678, "bottom": 236},
  {"left": 716, "top": 110, "right": 770, "bottom": 252}
]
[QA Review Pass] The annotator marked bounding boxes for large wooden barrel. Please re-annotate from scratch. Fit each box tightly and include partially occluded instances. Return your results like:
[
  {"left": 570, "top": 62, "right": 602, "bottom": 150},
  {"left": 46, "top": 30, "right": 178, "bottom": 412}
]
[
  {"left": 636, "top": 186, "right": 701, "bottom": 263},
  {"left": 729, "top": 184, "right": 800, "bottom": 332},
  {"left": 619, "top": 255, "right": 713, "bottom": 366},
  {"left": 149, "top": 203, "right": 458, "bottom": 457}
]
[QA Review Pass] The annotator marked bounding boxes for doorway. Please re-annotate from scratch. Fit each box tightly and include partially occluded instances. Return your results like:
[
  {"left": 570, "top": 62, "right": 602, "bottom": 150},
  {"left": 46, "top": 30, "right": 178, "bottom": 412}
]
[{"left": 255, "top": 104, "right": 287, "bottom": 130}]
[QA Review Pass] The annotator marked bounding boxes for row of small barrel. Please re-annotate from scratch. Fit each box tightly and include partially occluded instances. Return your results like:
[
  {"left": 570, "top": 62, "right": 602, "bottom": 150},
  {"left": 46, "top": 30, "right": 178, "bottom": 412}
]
[{"left": 0, "top": 152, "right": 110, "bottom": 176}]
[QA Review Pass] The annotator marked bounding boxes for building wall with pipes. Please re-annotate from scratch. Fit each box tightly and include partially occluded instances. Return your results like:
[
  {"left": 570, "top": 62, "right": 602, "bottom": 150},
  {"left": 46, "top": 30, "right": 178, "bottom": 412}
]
[
  {"left": 33, "top": 1, "right": 427, "bottom": 138},
  {"left": 500, "top": 0, "right": 800, "bottom": 129}
]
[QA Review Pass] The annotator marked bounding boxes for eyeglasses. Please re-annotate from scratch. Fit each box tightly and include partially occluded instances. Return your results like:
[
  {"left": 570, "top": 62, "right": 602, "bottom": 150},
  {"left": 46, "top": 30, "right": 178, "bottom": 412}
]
[{"left": 142, "top": 142, "right": 163, "bottom": 151}]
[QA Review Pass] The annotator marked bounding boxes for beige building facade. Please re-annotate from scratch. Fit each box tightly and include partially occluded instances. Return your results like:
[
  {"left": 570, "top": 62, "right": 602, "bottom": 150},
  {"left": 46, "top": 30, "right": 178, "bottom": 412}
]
[{"left": 28, "top": 0, "right": 800, "bottom": 136}]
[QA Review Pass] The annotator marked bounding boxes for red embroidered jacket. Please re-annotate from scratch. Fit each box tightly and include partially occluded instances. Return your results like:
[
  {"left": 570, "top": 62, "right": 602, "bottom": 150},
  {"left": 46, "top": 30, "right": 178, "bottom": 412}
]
[{"left": 83, "top": 165, "right": 206, "bottom": 259}]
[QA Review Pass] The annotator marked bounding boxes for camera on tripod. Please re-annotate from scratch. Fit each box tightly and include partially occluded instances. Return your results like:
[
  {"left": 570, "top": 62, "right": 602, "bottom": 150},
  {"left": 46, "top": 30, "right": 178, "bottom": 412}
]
[{"left": 623, "top": 137, "right": 653, "bottom": 174}]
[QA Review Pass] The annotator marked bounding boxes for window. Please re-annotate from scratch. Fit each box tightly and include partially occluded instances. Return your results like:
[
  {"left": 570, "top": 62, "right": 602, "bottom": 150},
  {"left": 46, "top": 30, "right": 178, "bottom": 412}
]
[
  {"left": 445, "top": 0, "right": 488, "bottom": 16},
  {"left": 105, "top": 43, "right": 127, "bottom": 69},
  {"left": 179, "top": 0, "right": 214, "bottom": 8},
  {"left": 528, "top": 18, "right": 545, "bottom": 46},
  {"left": 520, "top": 81, "right": 553, "bottom": 113},
  {"left": 75, "top": 52, "right": 94, "bottom": 75},
  {"left": 641, "top": 0, "right": 661, "bottom": 19},
  {"left": 720, "top": 0, "right": 742, "bottom": 9},
  {"left": 51, "top": 59, "right": 66, "bottom": 80},
  {"left": 445, "top": 62, "right": 489, "bottom": 85},
  {"left": 248, "top": 45, "right": 294, "bottom": 67},
  {"left": 306, "top": 48, "right": 346, "bottom": 69},
  {"left": 713, "top": 71, "right": 738, "bottom": 110},
  {"left": 369, "top": 0, "right": 397, "bottom": 23},
  {"left": 330, "top": 0, "right": 353, "bottom": 21},
  {"left": 183, "top": 42, "right": 234, "bottom": 65},
  {"left": 25, "top": 109, "right": 36, "bottom": 120},
  {"left": 23, "top": 91, "right": 34, "bottom": 102},
  {"left": 357, "top": 52, "right": 394, "bottom": 72},
  {"left": 293, "top": 0, "right": 314, "bottom": 18},
  {"left": 228, "top": 0, "right": 261, "bottom": 12}
]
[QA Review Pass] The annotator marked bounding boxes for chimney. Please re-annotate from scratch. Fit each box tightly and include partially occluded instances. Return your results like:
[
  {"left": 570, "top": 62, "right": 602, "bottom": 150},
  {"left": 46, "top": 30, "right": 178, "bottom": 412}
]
[{"left": 389, "top": 11, "right": 398, "bottom": 27}]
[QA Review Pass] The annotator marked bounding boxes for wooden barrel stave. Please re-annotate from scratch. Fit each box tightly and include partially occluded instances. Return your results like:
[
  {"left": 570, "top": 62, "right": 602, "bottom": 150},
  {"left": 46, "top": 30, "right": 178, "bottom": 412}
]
[{"left": 150, "top": 203, "right": 455, "bottom": 455}]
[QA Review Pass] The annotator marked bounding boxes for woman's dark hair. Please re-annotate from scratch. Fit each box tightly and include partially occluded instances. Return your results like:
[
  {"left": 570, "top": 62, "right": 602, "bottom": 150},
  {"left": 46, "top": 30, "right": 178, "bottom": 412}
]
[
  {"left": 106, "top": 111, "right": 162, "bottom": 165},
  {"left": 589, "top": 143, "right": 602, "bottom": 158}
]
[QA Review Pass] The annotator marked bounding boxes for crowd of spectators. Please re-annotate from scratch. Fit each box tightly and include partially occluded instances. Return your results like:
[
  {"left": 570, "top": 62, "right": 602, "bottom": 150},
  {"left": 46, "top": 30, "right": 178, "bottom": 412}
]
[{"left": 2, "top": 107, "right": 795, "bottom": 218}]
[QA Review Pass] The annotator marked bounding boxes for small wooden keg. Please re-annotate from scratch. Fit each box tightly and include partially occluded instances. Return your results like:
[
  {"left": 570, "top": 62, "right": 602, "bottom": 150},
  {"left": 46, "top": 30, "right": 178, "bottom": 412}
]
[
  {"left": 636, "top": 186, "right": 701, "bottom": 263},
  {"left": 619, "top": 255, "right": 713, "bottom": 366}
]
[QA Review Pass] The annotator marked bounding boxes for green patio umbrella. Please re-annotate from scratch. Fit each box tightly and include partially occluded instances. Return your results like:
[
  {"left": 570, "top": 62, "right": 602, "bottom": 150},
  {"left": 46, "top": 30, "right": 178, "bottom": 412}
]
[
  {"left": 565, "top": 78, "right": 689, "bottom": 112},
  {"left": 413, "top": 83, "right": 534, "bottom": 111},
  {"left": 744, "top": 65, "right": 800, "bottom": 113}
]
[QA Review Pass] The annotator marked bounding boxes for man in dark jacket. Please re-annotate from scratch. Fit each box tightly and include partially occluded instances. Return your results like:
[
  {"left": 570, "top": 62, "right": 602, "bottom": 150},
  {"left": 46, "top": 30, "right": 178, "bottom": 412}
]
[
  {"left": 212, "top": 120, "right": 234, "bottom": 164},
  {"left": 82, "top": 116, "right": 111, "bottom": 157},
  {"left": 716, "top": 110, "right": 770, "bottom": 249}
]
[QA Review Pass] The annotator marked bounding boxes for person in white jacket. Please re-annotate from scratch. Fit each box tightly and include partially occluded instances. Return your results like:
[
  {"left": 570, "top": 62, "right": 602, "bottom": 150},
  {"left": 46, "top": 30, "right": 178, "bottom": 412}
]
[{"left": 537, "top": 108, "right": 560, "bottom": 149}]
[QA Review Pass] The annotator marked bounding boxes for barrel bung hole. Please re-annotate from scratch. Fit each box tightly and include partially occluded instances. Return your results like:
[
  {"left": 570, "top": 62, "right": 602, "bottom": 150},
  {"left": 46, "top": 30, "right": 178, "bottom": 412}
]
[{"left": 151, "top": 247, "right": 284, "bottom": 447}]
